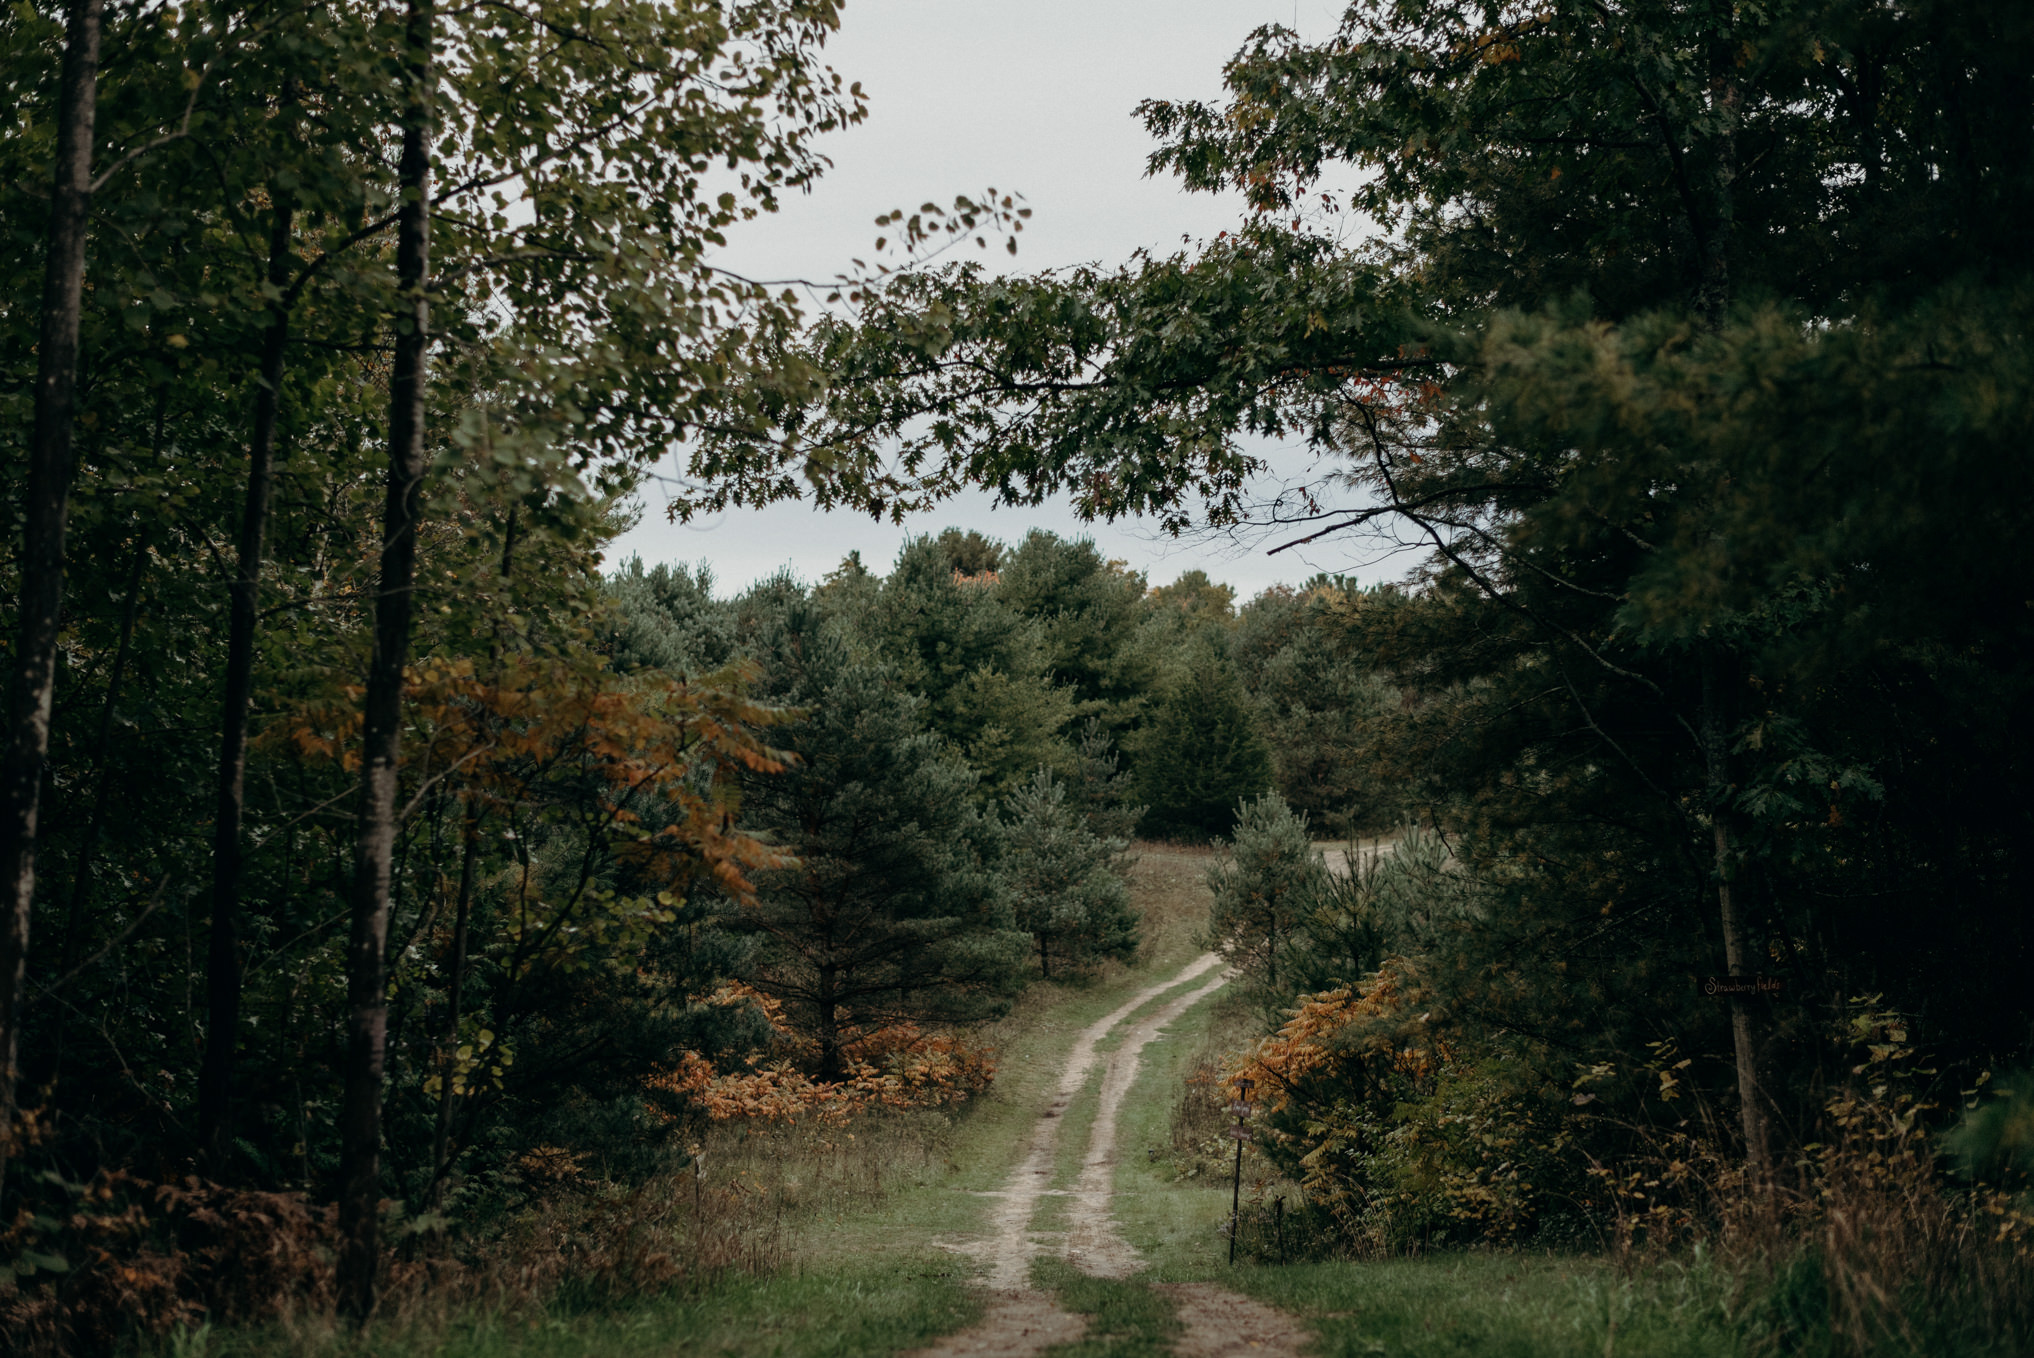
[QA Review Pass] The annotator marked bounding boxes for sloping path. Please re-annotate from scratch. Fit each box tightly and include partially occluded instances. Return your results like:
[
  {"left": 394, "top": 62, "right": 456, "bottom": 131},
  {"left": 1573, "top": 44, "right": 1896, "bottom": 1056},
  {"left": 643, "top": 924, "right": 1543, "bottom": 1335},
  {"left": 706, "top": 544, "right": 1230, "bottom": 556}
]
[{"left": 909, "top": 952, "right": 1308, "bottom": 1358}]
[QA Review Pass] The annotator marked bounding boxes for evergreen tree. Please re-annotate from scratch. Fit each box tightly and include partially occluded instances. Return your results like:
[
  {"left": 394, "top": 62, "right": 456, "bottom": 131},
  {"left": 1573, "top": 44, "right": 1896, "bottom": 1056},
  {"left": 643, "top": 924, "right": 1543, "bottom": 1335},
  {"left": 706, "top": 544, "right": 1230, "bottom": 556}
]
[
  {"left": 734, "top": 599, "right": 1030, "bottom": 1080},
  {"left": 1235, "top": 581, "right": 1401, "bottom": 836},
  {"left": 870, "top": 535, "right": 1074, "bottom": 801},
  {"left": 998, "top": 531, "right": 1157, "bottom": 738},
  {"left": 999, "top": 770, "right": 1138, "bottom": 981},
  {"left": 1065, "top": 717, "right": 1145, "bottom": 845},
  {"left": 1133, "top": 640, "right": 1272, "bottom": 840},
  {"left": 601, "top": 557, "right": 733, "bottom": 677},
  {"left": 1204, "top": 794, "right": 1329, "bottom": 995}
]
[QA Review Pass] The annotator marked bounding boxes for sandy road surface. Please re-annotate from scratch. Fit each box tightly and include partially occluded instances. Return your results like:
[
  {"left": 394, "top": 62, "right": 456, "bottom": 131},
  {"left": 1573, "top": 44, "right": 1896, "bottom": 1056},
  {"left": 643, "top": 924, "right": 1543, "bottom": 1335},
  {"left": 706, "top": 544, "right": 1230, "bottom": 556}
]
[{"left": 908, "top": 952, "right": 1308, "bottom": 1358}]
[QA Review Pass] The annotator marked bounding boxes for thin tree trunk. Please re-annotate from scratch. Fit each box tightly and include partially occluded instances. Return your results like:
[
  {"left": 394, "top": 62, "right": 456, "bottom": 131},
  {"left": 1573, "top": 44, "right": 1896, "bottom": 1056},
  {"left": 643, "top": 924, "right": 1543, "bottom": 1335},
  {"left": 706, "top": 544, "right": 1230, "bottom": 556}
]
[
  {"left": 0, "top": 0, "right": 102, "bottom": 1199},
  {"left": 200, "top": 195, "right": 295, "bottom": 1174},
  {"left": 1702, "top": 649, "right": 1769, "bottom": 1180},
  {"left": 337, "top": 0, "right": 433, "bottom": 1319},
  {"left": 1268, "top": 909, "right": 1278, "bottom": 993},
  {"left": 427, "top": 808, "right": 479, "bottom": 1211},
  {"left": 1693, "top": 6, "right": 1765, "bottom": 1183}
]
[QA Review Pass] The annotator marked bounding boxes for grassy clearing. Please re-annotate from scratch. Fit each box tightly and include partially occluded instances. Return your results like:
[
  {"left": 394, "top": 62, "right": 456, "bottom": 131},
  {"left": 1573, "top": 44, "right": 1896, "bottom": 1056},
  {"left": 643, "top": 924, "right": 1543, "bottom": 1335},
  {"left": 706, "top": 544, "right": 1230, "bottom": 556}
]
[
  {"left": 162, "top": 1255, "right": 979, "bottom": 1358},
  {"left": 137, "top": 844, "right": 1223, "bottom": 1358},
  {"left": 1109, "top": 987, "right": 1269, "bottom": 1278},
  {"left": 759, "top": 842, "right": 1218, "bottom": 1264},
  {"left": 1227, "top": 1253, "right": 1745, "bottom": 1358}
]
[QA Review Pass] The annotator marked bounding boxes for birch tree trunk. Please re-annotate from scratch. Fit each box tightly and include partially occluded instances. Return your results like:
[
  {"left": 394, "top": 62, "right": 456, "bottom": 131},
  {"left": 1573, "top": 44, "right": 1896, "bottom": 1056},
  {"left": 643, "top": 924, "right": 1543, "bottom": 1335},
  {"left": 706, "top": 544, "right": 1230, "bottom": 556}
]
[{"left": 337, "top": 0, "right": 433, "bottom": 1317}]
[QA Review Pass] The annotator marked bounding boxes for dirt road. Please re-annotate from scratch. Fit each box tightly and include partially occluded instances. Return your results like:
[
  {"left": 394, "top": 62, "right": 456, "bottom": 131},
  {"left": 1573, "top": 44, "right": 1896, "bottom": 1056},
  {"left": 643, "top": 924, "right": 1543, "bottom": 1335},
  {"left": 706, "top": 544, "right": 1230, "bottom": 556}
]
[{"left": 911, "top": 952, "right": 1307, "bottom": 1358}]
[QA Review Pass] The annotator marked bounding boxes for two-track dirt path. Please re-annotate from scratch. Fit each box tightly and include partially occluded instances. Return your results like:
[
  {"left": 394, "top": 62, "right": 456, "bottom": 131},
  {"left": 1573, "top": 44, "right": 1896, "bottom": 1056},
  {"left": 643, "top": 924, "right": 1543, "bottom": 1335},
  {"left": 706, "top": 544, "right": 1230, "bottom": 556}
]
[{"left": 909, "top": 952, "right": 1307, "bottom": 1358}]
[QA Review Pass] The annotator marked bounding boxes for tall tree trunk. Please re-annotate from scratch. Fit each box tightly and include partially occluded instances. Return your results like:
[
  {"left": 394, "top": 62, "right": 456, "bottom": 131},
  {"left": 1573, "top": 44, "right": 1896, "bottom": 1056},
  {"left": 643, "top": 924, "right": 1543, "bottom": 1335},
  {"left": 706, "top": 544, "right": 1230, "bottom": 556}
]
[
  {"left": 1702, "top": 649, "right": 1770, "bottom": 1181},
  {"left": 200, "top": 195, "right": 295, "bottom": 1174},
  {"left": 427, "top": 808, "right": 479, "bottom": 1211},
  {"left": 337, "top": 0, "right": 433, "bottom": 1319},
  {"left": 0, "top": 0, "right": 102, "bottom": 1199},
  {"left": 1693, "top": 4, "right": 1766, "bottom": 1184}
]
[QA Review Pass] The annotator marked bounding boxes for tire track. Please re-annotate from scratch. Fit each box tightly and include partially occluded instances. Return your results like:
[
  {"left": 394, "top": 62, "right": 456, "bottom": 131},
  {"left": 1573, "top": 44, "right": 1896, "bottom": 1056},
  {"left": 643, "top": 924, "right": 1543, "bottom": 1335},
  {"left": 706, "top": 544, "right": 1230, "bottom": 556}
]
[{"left": 909, "top": 953, "right": 1227, "bottom": 1357}]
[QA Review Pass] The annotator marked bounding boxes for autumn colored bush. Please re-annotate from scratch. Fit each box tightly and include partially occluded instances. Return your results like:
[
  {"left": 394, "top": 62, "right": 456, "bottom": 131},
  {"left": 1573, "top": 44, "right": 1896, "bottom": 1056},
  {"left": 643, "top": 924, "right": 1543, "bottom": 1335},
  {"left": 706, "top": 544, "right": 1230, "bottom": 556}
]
[
  {"left": 0, "top": 1172, "right": 335, "bottom": 1356},
  {"left": 1203, "top": 967, "right": 2034, "bottom": 1352},
  {"left": 647, "top": 988, "right": 998, "bottom": 1129}
]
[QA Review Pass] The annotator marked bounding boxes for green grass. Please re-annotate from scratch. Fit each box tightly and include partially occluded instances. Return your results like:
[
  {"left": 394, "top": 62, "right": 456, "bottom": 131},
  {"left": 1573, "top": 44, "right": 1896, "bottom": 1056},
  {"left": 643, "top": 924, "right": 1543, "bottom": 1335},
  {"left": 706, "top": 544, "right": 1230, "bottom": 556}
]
[
  {"left": 1032, "top": 1258, "right": 1179, "bottom": 1358},
  {"left": 1109, "top": 987, "right": 1261, "bottom": 1279},
  {"left": 1226, "top": 1253, "right": 1747, "bottom": 1358},
  {"left": 700, "top": 842, "right": 1223, "bottom": 1273},
  {"left": 165, "top": 1255, "right": 980, "bottom": 1358}
]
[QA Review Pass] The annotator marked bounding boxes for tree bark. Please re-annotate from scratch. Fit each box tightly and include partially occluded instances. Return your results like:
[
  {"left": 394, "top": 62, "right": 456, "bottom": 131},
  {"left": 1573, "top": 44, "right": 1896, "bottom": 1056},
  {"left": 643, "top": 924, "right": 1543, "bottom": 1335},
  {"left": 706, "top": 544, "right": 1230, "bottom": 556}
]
[
  {"left": 1702, "top": 648, "right": 1770, "bottom": 1181},
  {"left": 337, "top": 0, "right": 433, "bottom": 1319},
  {"left": 1693, "top": 3, "right": 1766, "bottom": 1184},
  {"left": 0, "top": 0, "right": 102, "bottom": 1199},
  {"left": 200, "top": 195, "right": 295, "bottom": 1174}
]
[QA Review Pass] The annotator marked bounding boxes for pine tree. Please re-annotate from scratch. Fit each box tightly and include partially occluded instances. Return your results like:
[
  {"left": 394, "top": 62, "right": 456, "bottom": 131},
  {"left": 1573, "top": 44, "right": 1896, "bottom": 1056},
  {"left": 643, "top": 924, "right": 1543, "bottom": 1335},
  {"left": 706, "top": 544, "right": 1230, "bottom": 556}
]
[
  {"left": 733, "top": 599, "right": 1030, "bottom": 1080},
  {"left": 1000, "top": 770, "right": 1138, "bottom": 980},
  {"left": 1204, "top": 794, "right": 1329, "bottom": 995},
  {"left": 1134, "top": 641, "right": 1272, "bottom": 840}
]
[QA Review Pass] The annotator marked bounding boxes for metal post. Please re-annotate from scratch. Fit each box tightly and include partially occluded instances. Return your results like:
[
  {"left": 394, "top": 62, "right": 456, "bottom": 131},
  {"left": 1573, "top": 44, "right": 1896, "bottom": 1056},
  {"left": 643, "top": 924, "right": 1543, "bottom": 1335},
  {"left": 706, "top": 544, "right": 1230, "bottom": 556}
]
[
  {"left": 1230, "top": 1133, "right": 1243, "bottom": 1265},
  {"left": 1229, "top": 1077, "right": 1255, "bottom": 1265}
]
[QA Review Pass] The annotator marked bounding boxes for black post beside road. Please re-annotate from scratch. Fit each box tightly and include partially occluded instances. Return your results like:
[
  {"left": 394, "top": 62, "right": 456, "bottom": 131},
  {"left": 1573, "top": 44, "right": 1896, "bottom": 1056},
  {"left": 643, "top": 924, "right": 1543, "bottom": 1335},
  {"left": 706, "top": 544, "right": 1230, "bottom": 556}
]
[{"left": 1229, "top": 1077, "right": 1255, "bottom": 1264}]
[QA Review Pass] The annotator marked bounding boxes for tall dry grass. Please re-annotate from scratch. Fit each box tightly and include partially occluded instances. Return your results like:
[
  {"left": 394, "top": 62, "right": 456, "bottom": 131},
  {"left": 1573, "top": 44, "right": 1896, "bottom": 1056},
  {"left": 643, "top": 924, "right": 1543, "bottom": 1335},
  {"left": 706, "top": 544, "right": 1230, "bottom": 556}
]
[
  {"left": 1595, "top": 1012, "right": 2034, "bottom": 1356},
  {"left": 0, "top": 1109, "right": 959, "bottom": 1356}
]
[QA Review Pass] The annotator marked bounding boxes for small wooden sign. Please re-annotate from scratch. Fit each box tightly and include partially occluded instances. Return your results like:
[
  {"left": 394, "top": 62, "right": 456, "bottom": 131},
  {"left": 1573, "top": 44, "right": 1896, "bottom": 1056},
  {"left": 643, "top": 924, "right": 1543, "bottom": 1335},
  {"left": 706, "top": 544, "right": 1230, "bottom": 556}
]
[
  {"left": 1228, "top": 1126, "right": 1254, "bottom": 1142},
  {"left": 1704, "top": 974, "right": 1784, "bottom": 998}
]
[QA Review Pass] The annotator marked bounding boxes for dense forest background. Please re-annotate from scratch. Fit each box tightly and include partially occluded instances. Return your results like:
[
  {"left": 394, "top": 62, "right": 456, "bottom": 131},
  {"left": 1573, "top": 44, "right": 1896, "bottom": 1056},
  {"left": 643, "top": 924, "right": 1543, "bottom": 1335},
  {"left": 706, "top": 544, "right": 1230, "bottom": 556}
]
[{"left": 1, "top": 0, "right": 2031, "bottom": 1352}]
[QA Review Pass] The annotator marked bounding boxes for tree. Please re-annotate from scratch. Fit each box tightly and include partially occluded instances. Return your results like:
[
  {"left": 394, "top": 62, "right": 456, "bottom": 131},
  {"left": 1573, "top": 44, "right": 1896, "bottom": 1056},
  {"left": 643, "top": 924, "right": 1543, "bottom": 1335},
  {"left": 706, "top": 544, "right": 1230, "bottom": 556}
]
[
  {"left": 336, "top": 0, "right": 436, "bottom": 1314},
  {"left": 732, "top": 599, "right": 1029, "bottom": 1081},
  {"left": 1235, "top": 580, "right": 1400, "bottom": 836},
  {"left": 1063, "top": 717, "right": 1144, "bottom": 845},
  {"left": 1000, "top": 769, "right": 1138, "bottom": 980},
  {"left": 997, "top": 531, "right": 1156, "bottom": 739},
  {"left": 1205, "top": 793, "right": 1328, "bottom": 995},
  {"left": 868, "top": 535, "right": 1074, "bottom": 801},
  {"left": 1133, "top": 640, "right": 1271, "bottom": 841},
  {"left": 601, "top": 557, "right": 735, "bottom": 679},
  {"left": 0, "top": 0, "right": 99, "bottom": 1195}
]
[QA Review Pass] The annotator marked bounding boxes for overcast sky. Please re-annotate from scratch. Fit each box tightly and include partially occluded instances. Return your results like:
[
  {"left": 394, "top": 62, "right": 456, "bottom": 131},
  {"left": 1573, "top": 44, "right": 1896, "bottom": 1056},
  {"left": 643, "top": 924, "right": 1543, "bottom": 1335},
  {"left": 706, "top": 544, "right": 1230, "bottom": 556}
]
[{"left": 609, "top": 0, "right": 1401, "bottom": 599}]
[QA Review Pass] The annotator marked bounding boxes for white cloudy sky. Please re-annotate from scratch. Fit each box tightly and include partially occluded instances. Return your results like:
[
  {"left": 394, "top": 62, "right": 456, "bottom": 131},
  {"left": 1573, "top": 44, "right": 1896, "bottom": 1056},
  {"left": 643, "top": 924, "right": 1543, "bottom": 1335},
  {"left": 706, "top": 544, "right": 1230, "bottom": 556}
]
[{"left": 610, "top": 0, "right": 1406, "bottom": 598}]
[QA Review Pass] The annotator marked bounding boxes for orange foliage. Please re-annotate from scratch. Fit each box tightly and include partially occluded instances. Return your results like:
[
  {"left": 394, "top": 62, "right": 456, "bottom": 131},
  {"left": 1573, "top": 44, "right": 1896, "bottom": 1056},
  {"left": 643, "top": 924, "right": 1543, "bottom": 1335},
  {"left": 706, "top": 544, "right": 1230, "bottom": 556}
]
[
  {"left": 647, "top": 1017, "right": 997, "bottom": 1128},
  {"left": 1230, "top": 960, "right": 1445, "bottom": 1112},
  {"left": 277, "top": 655, "right": 796, "bottom": 904}
]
